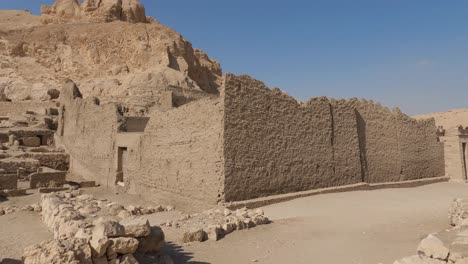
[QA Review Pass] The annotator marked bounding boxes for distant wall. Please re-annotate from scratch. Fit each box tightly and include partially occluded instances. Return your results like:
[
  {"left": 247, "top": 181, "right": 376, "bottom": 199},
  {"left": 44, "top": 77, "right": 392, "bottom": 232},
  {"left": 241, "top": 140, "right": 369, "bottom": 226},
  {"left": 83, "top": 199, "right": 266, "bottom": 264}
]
[
  {"left": 135, "top": 97, "right": 224, "bottom": 204},
  {"left": 222, "top": 75, "right": 362, "bottom": 202},
  {"left": 0, "top": 102, "right": 56, "bottom": 116},
  {"left": 354, "top": 101, "right": 402, "bottom": 182},
  {"left": 396, "top": 112, "right": 445, "bottom": 180},
  {"left": 222, "top": 74, "right": 445, "bottom": 202},
  {"left": 59, "top": 94, "right": 122, "bottom": 187}
]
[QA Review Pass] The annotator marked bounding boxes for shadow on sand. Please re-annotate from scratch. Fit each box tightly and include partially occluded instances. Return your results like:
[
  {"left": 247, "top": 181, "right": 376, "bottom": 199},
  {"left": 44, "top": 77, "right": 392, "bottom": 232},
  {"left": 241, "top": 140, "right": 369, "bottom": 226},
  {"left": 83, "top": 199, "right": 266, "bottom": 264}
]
[
  {"left": 1, "top": 259, "right": 22, "bottom": 264},
  {"left": 136, "top": 241, "right": 210, "bottom": 264}
]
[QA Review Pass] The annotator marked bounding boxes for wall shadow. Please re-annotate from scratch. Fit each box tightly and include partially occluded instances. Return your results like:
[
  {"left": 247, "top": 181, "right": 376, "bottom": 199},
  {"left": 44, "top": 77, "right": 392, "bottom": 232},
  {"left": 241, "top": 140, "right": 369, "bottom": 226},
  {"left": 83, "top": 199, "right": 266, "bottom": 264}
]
[{"left": 355, "top": 110, "right": 368, "bottom": 183}]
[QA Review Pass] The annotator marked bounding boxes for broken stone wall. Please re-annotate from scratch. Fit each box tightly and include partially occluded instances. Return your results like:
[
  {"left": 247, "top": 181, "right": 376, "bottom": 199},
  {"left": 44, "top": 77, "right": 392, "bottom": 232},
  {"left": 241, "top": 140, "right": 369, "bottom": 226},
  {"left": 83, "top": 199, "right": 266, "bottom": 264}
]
[
  {"left": 222, "top": 75, "right": 362, "bottom": 202},
  {"left": 135, "top": 97, "right": 224, "bottom": 204},
  {"left": 0, "top": 102, "right": 56, "bottom": 116},
  {"left": 396, "top": 112, "right": 445, "bottom": 180},
  {"left": 59, "top": 95, "right": 122, "bottom": 187},
  {"left": 0, "top": 174, "right": 17, "bottom": 190}
]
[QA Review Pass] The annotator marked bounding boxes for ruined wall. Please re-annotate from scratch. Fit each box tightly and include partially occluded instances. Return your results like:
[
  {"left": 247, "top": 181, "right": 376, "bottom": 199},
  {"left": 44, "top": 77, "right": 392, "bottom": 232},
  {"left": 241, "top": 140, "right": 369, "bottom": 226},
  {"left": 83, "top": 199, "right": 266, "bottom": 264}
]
[
  {"left": 222, "top": 75, "right": 362, "bottom": 202},
  {"left": 136, "top": 97, "right": 224, "bottom": 204},
  {"left": 59, "top": 82, "right": 123, "bottom": 187},
  {"left": 17, "top": 152, "right": 69, "bottom": 171},
  {"left": 396, "top": 113, "right": 445, "bottom": 180},
  {"left": 354, "top": 101, "right": 402, "bottom": 183},
  {"left": 0, "top": 102, "right": 56, "bottom": 116}
]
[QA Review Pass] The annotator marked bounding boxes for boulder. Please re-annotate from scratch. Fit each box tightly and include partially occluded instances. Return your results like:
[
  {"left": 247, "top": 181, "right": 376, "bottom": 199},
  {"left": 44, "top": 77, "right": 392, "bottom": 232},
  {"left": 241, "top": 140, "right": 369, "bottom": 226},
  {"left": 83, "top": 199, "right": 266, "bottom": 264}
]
[
  {"left": 107, "top": 237, "right": 139, "bottom": 255},
  {"left": 120, "top": 217, "right": 151, "bottom": 238},
  {"left": 93, "top": 219, "right": 125, "bottom": 238},
  {"left": 23, "top": 238, "right": 92, "bottom": 264},
  {"left": 90, "top": 232, "right": 111, "bottom": 257},
  {"left": 206, "top": 225, "right": 223, "bottom": 241},
  {"left": 137, "top": 226, "right": 165, "bottom": 254},
  {"left": 222, "top": 222, "right": 236, "bottom": 235},
  {"left": 417, "top": 234, "right": 450, "bottom": 261},
  {"left": 182, "top": 229, "right": 207, "bottom": 243}
]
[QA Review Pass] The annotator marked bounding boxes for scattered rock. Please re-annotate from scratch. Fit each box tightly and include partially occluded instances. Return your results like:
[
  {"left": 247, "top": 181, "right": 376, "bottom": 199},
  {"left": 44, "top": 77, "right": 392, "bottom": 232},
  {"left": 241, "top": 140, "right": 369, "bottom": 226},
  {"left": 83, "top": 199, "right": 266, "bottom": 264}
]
[
  {"left": 417, "top": 234, "right": 449, "bottom": 261},
  {"left": 107, "top": 237, "right": 139, "bottom": 255},
  {"left": 120, "top": 217, "right": 151, "bottom": 238},
  {"left": 182, "top": 229, "right": 207, "bottom": 243}
]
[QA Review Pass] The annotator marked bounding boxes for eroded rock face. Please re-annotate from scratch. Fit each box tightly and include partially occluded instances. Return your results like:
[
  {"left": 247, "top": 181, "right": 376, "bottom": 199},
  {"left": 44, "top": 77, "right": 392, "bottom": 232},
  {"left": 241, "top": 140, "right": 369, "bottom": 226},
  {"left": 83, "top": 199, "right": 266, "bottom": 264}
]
[
  {"left": 0, "top": 0, "right": 222, "bottom": 104},
  {"left": 42, "top": 0, "right": 147, "bottom": 23}
]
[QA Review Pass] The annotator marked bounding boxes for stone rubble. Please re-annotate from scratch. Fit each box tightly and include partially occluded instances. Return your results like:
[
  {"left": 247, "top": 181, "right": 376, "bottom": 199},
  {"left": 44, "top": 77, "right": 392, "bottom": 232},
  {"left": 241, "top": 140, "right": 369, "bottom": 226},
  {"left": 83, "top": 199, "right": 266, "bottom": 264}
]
[
  {"left": 394, "top": 198, "right": 468, "bottom": 264},
  {"left": 177, "top": 207, "right": 270, "bottom": 243},
  {"left": 22, "top": 190, "right": 172, "bottom": 264}
]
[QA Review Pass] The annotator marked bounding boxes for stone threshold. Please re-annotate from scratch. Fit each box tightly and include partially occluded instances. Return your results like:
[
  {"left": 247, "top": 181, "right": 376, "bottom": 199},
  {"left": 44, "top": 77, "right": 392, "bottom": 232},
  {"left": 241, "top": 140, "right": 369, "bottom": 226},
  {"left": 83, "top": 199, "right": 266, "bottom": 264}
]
[{"left": 225, "top": 176, "right": 450, "bottom": 209}]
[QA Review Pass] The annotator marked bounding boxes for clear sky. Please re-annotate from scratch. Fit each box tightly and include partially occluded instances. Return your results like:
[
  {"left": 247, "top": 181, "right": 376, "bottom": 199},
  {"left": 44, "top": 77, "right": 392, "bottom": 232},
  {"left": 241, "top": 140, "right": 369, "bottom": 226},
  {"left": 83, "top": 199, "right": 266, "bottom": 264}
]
[{"left": 1, "top": 0, "right": 467, "bottom": 115}]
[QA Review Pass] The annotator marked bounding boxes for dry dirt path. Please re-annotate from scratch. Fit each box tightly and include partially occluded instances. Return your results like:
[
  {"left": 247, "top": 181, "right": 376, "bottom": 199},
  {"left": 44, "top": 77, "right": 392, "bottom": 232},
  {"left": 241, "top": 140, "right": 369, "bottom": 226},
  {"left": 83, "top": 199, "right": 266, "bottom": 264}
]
[{"left": 164, "top": 181, "right": 468, "bottom": 264}]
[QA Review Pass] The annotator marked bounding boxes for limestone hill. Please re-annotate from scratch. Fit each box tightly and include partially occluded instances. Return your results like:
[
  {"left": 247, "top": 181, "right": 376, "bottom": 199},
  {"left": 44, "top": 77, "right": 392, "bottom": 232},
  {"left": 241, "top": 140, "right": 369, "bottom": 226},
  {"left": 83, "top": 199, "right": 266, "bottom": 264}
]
[{"left": 0, "top": 0, "right": 222, "bottom": 110}]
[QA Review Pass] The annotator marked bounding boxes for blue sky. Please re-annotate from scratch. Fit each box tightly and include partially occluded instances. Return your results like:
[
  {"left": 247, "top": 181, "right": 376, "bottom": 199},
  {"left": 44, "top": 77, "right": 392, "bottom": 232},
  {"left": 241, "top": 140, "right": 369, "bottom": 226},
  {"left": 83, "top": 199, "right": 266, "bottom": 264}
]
[{"left": 1, "top": 0, "right": 467, "bottom": 114}]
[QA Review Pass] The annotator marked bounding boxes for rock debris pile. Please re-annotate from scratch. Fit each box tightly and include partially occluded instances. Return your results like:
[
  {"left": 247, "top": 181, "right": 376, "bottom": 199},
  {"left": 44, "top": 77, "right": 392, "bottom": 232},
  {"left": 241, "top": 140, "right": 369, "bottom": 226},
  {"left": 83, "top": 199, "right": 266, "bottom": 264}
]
[
  {"left": 22, "top": 191, "right": 173, "bottom": 264},
  {"left": 176, "top": 207, "right": 270, "bottom": 243},
  {"left": 394, "top": 198, "right": 468, "bottom": 264}
]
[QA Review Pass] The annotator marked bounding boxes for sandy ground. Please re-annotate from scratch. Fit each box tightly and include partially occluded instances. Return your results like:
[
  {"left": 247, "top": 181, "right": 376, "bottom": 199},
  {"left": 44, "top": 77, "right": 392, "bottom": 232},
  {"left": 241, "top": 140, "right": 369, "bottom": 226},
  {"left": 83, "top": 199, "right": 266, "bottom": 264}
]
[
  {"left": 1, "top": 181, "right": 468, "bottom": 264},
  {"left": 163, "top": 181, "right": 468, "bottom": 264}
]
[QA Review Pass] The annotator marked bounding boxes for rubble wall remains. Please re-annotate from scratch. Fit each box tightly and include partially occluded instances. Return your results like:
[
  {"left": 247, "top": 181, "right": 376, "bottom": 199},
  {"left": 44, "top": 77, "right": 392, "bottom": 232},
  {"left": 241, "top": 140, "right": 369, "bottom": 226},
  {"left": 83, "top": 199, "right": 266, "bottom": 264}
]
[
  {"left": 222, "top": 75, "right": 362, "bottom": 202},
  {"left": 136, "top": 97, "right": 224, "bottom": 203},
  {"left": 59, "top": 91, "right": 123, "bottom": 187},
  {"left": 0, "top": 102, "right": 56, "bottom": 116},
  {"left": 396, "top": 112, "right": 445, "bottom": 180}
]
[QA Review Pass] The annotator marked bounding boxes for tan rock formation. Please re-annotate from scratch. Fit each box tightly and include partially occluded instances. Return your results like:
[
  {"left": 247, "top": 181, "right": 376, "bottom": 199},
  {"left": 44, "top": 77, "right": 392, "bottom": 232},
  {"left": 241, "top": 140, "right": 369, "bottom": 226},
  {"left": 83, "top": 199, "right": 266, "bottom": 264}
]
[{"left": 0, "top": 0, "right": 222, "bottom": 106}]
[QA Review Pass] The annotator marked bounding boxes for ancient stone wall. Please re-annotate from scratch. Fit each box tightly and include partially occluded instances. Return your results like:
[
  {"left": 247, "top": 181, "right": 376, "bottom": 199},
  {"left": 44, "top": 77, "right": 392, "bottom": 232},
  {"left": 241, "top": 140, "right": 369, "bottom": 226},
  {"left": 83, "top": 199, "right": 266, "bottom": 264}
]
[
  {"left": 0, "top": 174, "right": 17, "bottom": 190},
  {"left": 0, "top": 102, "right": 56, "bottom": 117},
  {"left": 59, "top": 82, "right": 123, "bottom": 187},
  {"left": 222, "top": 75, "right": 361, "bottom": 202},
  {"left": 135, "top": 97, "right": 224, "bottom": 203},
  {"left": 396, "top": 112, "right": 445, "bottom": 180},
  {"left": 17, "top": 152, "right": 69, "bottom": 171},
  {"left": 29, "top": 171, "right": 66, "bottom": 189}
]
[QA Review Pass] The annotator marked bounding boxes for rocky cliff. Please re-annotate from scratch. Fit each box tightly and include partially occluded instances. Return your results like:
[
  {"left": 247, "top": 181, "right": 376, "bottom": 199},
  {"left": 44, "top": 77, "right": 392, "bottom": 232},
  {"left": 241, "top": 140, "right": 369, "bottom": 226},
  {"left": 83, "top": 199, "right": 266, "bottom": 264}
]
[{"left": 0, "top": 0, "right": 222, "bottom": 104}]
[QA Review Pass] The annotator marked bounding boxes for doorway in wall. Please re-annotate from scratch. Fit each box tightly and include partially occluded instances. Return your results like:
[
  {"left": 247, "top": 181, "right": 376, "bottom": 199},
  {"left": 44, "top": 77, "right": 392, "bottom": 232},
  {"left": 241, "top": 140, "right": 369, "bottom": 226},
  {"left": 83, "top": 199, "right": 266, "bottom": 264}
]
[
  {"left": 117, "top": 147, "right": 128, "bottom": 186},
  {"left": 463, "top": 143, "right": 467, "bottom": 181}
]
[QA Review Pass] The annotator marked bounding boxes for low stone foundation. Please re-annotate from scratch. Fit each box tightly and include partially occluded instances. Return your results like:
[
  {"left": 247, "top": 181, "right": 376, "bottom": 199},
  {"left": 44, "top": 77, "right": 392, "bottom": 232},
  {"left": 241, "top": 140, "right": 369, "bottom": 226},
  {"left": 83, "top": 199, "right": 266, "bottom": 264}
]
[
  {"left": 0, "top": 174, "right": 17, "bottom": 190},
  {"left": 29, "top": 171, "right": 66, "bottom": 189}
]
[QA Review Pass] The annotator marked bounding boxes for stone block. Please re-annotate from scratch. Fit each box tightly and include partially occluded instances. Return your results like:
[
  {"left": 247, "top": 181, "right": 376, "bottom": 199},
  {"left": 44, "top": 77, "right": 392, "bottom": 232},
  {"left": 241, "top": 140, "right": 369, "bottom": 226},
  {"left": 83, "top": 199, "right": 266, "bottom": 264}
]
[{"left": 0, "top": 174, "right": 17, "bottom": 190}]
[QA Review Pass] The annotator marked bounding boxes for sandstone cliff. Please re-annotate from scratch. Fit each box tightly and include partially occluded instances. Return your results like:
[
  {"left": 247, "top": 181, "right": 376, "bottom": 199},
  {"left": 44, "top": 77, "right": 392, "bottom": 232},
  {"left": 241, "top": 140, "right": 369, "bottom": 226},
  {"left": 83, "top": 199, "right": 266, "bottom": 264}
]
[{"left": 0, "top": 0, "right": 222, "bottom": 104}]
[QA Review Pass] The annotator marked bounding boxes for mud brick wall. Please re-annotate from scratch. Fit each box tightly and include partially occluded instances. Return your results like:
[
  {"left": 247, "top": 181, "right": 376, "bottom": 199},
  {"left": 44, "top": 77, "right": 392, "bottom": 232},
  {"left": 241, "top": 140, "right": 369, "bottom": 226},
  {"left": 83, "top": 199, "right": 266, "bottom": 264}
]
[
  {"left": 0, "top": 174, "right": 17, "bottom": 190},
  {"left": 137, "top": 97, "right": 224, "bottom": 203},
  {"left": 222, "top": 75, "right": 362, "bottom": 202},
  {"left": 354, "top": 101, "right": 402, "bottom": 183},
  {"left": 59, "top": 93, "right": 123, "bottom": 187},
  {"left": 329, "top": 99, "right": 363, "bottom": 184},
  {"left": 396, "top": 112, "right": 445, "bottom": 180}
]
